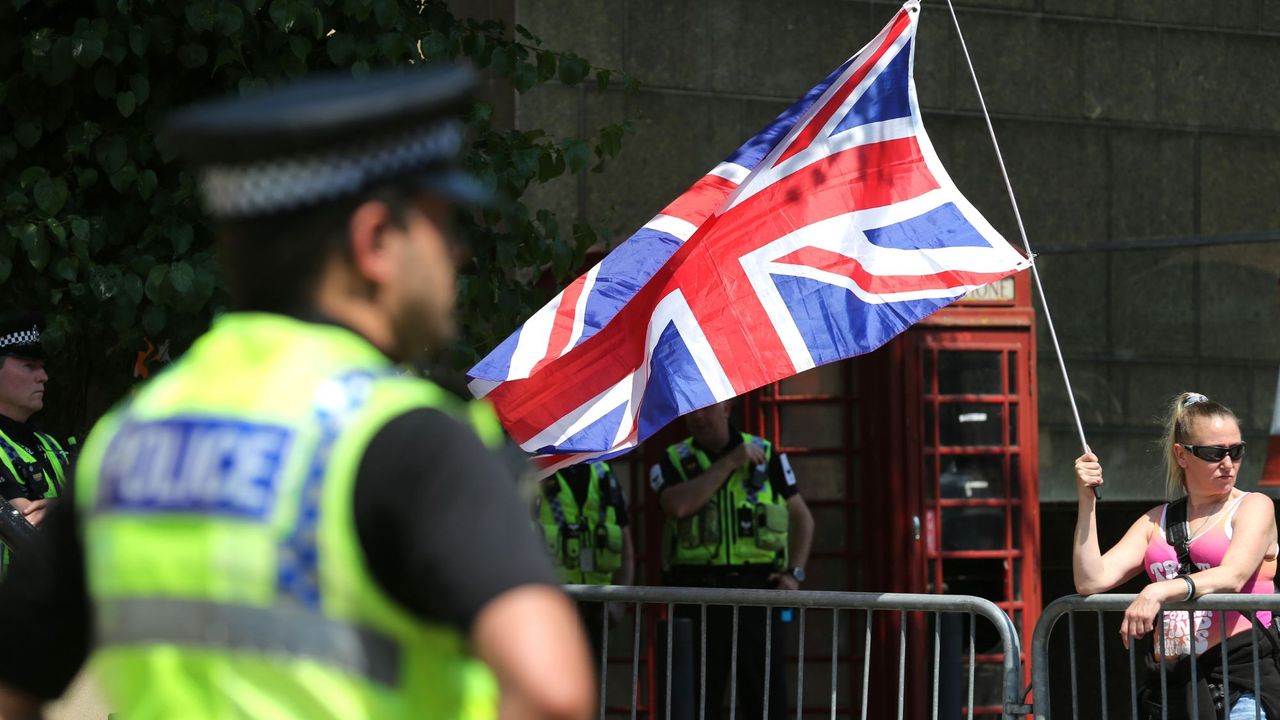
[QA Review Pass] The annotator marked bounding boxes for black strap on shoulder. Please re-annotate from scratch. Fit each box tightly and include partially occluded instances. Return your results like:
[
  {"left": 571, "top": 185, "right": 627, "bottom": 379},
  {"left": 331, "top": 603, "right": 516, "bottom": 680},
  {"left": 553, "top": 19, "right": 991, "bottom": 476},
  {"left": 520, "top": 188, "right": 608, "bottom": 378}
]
[{"left": 1165, "top": 498, "right": 1196, "bottom": 576}]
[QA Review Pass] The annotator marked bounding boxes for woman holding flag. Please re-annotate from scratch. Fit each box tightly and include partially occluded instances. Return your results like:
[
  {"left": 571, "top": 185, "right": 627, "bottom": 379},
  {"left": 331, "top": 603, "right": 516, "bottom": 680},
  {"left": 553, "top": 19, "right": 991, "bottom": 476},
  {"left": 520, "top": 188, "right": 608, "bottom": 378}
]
[{"left": 1072, "top": 392, "right": 1280, "bottom": 719}]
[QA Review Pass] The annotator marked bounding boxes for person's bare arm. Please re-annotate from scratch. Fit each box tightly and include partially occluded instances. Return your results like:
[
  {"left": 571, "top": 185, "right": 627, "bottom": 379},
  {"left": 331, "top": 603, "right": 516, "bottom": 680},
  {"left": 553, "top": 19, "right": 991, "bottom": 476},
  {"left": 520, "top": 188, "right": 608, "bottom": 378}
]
[
  {"left": 658, "top": 444, "right": 763, "bottom": 520},
  {"left": 1118, "top": 494, "right": 1277, "bottom": 648},
  {"left": 1072, "top": 452, "right": 1153, "bottom": 594},
  {"left": 771, "top": 494, "right": 814, "bottom": 591},
  {"left": 615, "top": 530, "right": 635, "bottom": 587},
  {"left": 1187, "top": 493, "right": 1276, "bottom": 594},
  {"left": 471, "top": 585, "right": 594, "bottom": 720},
  {"left": 607, "top": 530, "right": 636, "bottom": 624}
]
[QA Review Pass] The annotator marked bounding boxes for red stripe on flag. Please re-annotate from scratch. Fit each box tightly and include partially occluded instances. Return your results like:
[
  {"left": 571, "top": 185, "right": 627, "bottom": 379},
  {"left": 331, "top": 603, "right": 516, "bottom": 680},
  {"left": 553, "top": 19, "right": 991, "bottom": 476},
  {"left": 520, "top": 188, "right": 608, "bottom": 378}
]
[
  {"left": 772, "top": 246, "right": 1012, "bottom": 294},
  {"left": 529, "top": 275, "right": 590, "bottom": 375},
  {"left": 774, "top": 9, "right": 912, "bottom": 166},
  {"left": 486, "top": 137, "right": 936, "bottom": 445},
  {"left": 687, "top": 137, "right": 939, "bottom": 392},
  {"left": 658, "top": 173, "right": 740, "bottom": 227}
]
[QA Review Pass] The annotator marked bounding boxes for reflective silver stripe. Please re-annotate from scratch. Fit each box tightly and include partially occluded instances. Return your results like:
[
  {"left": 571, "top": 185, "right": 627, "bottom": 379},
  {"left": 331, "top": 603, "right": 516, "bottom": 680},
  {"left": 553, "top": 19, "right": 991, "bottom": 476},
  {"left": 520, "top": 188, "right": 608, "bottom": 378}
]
[{"left": 95, "top": 598, "right": 402, "bottom": 686}]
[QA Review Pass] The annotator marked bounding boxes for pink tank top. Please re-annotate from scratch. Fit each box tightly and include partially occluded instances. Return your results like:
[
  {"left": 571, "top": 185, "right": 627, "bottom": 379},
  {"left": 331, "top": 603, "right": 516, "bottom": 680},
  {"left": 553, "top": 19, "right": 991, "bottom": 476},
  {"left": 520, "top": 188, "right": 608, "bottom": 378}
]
[{"left": 1143, "top": 492, "right": 1276, "bottom": 657}]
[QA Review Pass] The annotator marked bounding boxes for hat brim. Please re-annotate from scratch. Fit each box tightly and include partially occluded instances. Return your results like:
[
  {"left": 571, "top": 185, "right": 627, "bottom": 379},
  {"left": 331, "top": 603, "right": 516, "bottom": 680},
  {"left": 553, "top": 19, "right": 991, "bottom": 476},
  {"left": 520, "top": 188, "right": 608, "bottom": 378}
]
[
  {"left": 0, "top": 344, "right": 45, "bottom": 361},
  {"left": 412, "top": 168, "right": 493, "bottom": 207}
]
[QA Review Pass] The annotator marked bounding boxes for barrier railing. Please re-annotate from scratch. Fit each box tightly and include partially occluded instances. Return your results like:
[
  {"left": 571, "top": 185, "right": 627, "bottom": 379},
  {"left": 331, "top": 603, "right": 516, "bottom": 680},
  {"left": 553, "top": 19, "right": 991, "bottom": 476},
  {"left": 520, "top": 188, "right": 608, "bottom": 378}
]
[
  {"left": 565, "top": 585, "right": 1025, "bottom": 720},
  {"left": 1031, "top": 593, "right": 1280, "bottom": 720}
]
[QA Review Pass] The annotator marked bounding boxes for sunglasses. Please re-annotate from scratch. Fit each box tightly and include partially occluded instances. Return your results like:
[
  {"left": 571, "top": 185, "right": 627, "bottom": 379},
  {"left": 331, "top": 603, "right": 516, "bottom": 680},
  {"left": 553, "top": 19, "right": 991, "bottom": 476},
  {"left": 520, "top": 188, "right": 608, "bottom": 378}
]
[{"left": 1179, "top": 442, "right": 1246, "bottom": 462}]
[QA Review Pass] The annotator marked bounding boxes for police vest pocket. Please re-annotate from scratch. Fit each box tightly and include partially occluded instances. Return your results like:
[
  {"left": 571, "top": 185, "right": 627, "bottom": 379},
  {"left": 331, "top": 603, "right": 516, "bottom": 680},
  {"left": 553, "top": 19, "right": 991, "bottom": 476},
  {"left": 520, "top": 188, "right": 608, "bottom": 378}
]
[
  {"left": 678, "top": 505, "right": 721, "bottom": 552},
  {"left": 594, "top": 524, "right": 623, "bottom": 573},
  {"left": 754, "top": 503, "right": 789, "bottom": 552},
  {"left": 562, "top": 530, "right": 582, "bottom": 570}
]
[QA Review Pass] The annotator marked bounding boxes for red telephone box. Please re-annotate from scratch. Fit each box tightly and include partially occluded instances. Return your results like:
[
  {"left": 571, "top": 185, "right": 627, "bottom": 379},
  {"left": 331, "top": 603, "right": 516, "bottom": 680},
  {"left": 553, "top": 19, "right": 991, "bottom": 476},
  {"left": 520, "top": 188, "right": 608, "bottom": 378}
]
[{"left": 610, "top": 274, "right": 1041, "bottom": 717}]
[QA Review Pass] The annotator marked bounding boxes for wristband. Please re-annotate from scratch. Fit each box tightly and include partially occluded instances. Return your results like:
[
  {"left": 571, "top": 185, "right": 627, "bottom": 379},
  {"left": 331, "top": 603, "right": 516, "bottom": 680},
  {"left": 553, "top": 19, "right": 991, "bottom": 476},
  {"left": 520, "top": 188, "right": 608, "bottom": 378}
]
[{"left": 1176, "top": 574, "right": 1196, "bottom": 601}]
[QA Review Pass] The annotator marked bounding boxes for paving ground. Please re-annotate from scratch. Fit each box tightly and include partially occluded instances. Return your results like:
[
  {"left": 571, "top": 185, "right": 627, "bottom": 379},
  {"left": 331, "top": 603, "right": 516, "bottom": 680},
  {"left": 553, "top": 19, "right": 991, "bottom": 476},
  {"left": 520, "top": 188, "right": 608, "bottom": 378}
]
[{"left": 45, "top": 672, "right": 111, "bottom": 720}]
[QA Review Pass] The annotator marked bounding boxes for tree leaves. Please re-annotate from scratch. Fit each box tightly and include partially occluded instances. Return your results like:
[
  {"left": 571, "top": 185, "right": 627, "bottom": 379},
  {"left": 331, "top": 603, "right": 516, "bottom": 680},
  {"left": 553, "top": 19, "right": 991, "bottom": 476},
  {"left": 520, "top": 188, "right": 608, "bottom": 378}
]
[
  {"left": 327, "top": 33, "right": 355, "bottom": 65},
  {"left": 33, "top": 176, "right": 68, "bottom": 215},
  {"left": 116, "top": 90, "right": 136, "bottom": 117},
  {"left": 20, "top": 225, "right": 50, "bottom": 271},
  {"left": 557, "top": 54, "right": 589, "bottom": 85},
  {"left": 2, "top": 0, "right": 638, "bottom": 438}
]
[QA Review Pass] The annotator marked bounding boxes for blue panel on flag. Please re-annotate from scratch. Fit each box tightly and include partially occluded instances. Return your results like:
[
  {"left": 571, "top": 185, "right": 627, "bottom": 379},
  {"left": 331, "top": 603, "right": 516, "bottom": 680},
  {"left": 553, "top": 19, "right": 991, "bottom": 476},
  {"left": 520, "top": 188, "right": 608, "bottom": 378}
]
[
  {"left": 772, "top": 274, "right": 951, "bottom": 367},
  {"left": 725, "top": 57, "right": 854, "bottom": 170},
  {"left": 580, "top": 228, "right": 685, "bottom": 346},
  {"left": 98, "top": 417, "right": 293, "bottom": 521},
  {"left": 470, "top": 326, "right": 522, "bottom": 381},
  {"left": 863, "top": 203, "right": 992, "bottom": 251},
  {"left": 638, "top": 322, "right": 717, "bottom": 440},
  {"left": 833, "top": 40, "right": 913, "bottom": 136},
  {"left": 536, "top": 400, "right": 629, "bottom": 455}
]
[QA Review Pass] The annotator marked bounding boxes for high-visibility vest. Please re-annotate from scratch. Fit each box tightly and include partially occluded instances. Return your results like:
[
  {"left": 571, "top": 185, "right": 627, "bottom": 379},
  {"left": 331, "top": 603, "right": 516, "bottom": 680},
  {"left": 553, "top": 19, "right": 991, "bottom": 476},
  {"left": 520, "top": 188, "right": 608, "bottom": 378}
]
[
  {"left": 76, "top": 313, "right": 497, "bottom": 720},
  {"left": 536, "top": 463, "right": 624, "bottom": 584},
  {"left": 0, "top": 426, "right": 68, "bottom": 574},
  {"left": 663, "top": 434, "right": 789, "bottom": 568}
]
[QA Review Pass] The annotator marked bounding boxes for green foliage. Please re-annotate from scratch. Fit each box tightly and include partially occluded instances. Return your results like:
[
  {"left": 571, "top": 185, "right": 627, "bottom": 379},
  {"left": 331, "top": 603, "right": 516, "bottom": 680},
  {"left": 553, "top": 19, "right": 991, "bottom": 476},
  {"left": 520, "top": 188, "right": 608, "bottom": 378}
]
[{"left": 0, "top": 0, "right": 639, "bottom": 432}]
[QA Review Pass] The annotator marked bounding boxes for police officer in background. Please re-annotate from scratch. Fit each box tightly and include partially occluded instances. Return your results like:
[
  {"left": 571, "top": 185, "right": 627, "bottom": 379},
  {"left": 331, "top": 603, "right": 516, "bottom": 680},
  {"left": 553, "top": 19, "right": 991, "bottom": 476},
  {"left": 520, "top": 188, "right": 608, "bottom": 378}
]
[
  {"left": 652, "top": 400, "right": 815, "bottom": 720},
  {"left": 0, "top": 66, "right": 593, "bottom": 720},
  {"left": 536, "top": 460, "right": 634, "bottom": 659},
  {"left": 0, "top": 314, "right": 72, "bottom": 571}
]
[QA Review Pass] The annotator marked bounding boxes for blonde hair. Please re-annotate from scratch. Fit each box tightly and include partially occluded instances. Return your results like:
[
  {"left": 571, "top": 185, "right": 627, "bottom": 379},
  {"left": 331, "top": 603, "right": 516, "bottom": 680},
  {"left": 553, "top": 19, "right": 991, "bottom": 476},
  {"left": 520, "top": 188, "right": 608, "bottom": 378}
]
[{"left": 1161, "top": 392, "right": 1239, "bottom": 499}]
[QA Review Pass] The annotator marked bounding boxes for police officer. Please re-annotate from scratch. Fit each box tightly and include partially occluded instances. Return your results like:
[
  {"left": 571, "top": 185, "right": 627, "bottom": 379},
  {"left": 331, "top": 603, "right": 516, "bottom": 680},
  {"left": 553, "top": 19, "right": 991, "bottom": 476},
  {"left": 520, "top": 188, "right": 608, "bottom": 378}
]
[
  {"left": 0, "top": 66, "right": 594, "bottom": 719},
  {"left": 0, "top": 314, "right": 71, "bottom": 571},
  {"left": 651, "top": 400, "right": 815, "bottom": 720},
  {"left": 536, "top": 460, "right": 634, "bottom": 659}
]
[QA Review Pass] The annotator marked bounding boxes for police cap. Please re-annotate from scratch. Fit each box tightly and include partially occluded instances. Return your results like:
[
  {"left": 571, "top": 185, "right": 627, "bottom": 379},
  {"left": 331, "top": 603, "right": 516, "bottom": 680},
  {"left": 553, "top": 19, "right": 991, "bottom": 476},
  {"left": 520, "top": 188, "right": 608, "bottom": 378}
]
[
  {"left": 0, "top": 312, "right": 45, "bottom": 361},
  {"left": 164, "top": 64, "right": 488, "bottom": 220}
]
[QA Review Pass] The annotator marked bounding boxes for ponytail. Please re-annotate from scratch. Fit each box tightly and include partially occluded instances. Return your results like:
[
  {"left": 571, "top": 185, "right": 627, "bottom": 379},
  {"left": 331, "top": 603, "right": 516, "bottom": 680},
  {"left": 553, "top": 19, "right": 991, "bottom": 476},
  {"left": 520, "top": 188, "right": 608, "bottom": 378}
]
[{"left": 1160, "top": 392, "right": 1238, "bottom": 499}]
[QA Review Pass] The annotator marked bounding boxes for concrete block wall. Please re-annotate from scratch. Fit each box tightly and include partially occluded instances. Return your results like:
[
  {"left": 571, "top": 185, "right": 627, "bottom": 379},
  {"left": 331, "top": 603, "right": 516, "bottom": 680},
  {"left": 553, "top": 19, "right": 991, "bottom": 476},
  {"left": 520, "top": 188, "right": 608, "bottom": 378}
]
[{"left": 506, "top": 0, "right": 1280, "bottom": 503}]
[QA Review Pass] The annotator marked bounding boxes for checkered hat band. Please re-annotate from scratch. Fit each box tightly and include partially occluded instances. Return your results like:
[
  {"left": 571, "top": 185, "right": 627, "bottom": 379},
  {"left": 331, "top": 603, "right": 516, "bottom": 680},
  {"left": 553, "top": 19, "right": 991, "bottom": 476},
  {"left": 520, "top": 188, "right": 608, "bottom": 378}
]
[
  {"left": 199, "top": 121, "right": 464, "bottom": 219},
  {"left": 0, "top": 326, "right": 40, "bottom": 349}
]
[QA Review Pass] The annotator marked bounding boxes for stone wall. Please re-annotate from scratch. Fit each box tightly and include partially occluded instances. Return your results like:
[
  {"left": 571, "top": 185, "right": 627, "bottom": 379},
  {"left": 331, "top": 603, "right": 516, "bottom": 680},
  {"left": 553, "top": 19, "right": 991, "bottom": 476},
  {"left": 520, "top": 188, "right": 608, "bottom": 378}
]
[{"left": 504, "top": 0, "right": 1280, "bottom": 502}]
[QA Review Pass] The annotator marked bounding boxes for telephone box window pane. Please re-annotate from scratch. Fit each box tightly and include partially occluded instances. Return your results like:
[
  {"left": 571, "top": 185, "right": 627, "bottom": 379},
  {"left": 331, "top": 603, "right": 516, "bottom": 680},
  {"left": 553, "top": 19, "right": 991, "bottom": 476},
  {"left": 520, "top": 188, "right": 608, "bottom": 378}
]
[
  {"left": 941, "top": 558, "right": 1005, "bottom": 602},
  {"left": 780, "top": 403, "right": 844, "bottom": 448},
  {"left": 924, "top": 403, "right": 934, "bottom": 447},
  {"left": 1008, "top": 403, "right": 1019, "bottom": 447},
  {"left": 922, "top": 349, "right": 934, "bottom": 392},
  {"left": 937, "top": 351, "right": 1001, "bottom": 395},
  {"left": 1010, "top": 456, "right": 1021, "bottom": 499},
  {"left": 941, "top": 507, "right": 1005, "bottom": 550},
  {"left": 786, "top": 454, "right": 850, "bottom": 500},
  {"left": 778, "top": 362, "right": 845, "bottom": 396},
  {"left": 938, "top": 455, "right": 1004, "bottom": 498},
  {"left": 811, "top": 506, "right": 850, "bottom": 553},
  {"left": 925, "top": 454, "right": 937, "bottom": 499},
  {"left": 939, "top": 403, "right": 1003, "bottom": 446},
  {"left": 1007, "top": 351, "right": 1018, "bottom": 394}
]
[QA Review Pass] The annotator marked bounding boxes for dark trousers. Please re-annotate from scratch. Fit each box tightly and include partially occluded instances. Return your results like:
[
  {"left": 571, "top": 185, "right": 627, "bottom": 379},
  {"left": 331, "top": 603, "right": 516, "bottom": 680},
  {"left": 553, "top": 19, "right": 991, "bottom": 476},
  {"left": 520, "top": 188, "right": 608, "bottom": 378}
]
[
  {"left": 577, "top": 601, "right": 608, "bottom": 667},
  {"left": 668, "top": 569, "right": 788, "bottom": 720}
]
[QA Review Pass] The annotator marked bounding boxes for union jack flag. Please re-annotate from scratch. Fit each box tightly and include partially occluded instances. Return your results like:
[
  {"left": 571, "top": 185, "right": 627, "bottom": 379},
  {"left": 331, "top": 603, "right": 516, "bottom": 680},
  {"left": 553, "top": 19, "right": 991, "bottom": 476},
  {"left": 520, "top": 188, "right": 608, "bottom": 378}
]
[{"left": 469, "top": 1, "right": 1030, "bottom": 474}]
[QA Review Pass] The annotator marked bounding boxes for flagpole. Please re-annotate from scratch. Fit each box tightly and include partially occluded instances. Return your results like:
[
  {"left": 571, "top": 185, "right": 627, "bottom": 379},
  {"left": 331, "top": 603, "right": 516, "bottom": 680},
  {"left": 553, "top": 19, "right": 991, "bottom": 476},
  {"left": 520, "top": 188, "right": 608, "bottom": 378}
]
[{"left": 939, "top": 0, "right": 1098, "bottom": 497}]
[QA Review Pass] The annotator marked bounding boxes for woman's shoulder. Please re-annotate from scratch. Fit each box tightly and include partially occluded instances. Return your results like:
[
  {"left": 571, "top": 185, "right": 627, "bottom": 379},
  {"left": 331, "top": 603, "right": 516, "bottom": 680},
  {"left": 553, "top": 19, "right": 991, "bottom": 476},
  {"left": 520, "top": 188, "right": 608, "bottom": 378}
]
[
  {"left": 1235, "top": 491, "right": 1276, "bottom": 517},
  {"left": 1133, "top": 503, "right": 1167, "bottom": 538},
  {"left": 1140, "top": 503, "right": 1167, "bottom": 524}
]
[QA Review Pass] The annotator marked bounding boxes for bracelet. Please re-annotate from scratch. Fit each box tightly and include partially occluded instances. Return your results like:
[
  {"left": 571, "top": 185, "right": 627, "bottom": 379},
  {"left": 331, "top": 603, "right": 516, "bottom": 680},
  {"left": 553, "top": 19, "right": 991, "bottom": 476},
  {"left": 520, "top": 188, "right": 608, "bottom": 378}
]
[{"left": 1176, "top": 574, "right": 1196, "bottom": 601}]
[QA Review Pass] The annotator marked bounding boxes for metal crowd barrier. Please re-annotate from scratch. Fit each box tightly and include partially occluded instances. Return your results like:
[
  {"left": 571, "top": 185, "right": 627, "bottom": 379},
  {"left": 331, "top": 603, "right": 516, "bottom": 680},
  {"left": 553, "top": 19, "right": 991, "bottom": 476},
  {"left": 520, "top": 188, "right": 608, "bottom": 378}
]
[
  {"left": 565, "top": 584, "right": 1024, "bottom": 720},
  {"left": 1031, "top": 593, "right": 1280, "bottom": 720}
]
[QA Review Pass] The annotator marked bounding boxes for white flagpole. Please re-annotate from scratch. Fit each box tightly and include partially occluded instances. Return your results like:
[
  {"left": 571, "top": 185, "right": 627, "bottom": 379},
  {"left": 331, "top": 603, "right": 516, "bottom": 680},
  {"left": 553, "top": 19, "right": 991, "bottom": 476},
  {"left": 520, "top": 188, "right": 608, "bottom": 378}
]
[{"left": 939, "top": 0, "right": 1097, "bottom": 496}]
